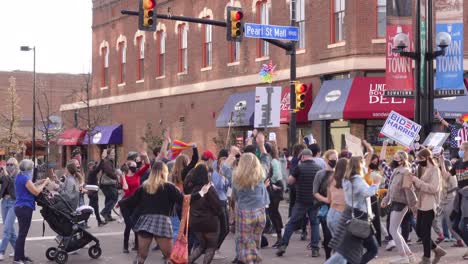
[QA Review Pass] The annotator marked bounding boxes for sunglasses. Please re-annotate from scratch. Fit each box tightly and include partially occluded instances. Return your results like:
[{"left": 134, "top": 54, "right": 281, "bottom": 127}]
[{"left": 6, "top": 164, "right": 15, "bottom": 166}]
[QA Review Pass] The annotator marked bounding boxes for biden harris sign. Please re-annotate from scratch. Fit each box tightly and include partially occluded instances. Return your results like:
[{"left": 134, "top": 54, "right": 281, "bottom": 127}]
[{"left": 381, "top": 111, "right": 422, "bottom": 147}]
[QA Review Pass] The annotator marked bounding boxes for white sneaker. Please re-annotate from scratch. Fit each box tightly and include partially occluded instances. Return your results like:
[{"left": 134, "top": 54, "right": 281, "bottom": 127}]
[
  {"left": 212, "top": 251, "right": 226, "bottom": 260},
  {"left": 0, "top": 253, "right": 4, "bottom": 261},
  {"left": 9, "top": 252, "right": 14, "bottom": 258},
  {"left": 386, "top": 240, "right": 396, "bottom": 251},
  {"left": 408, "top": 254, "right": 416, "bottom": 263},
  {"left": 390, "top": 256, "right": 410, "bottom": 264}
]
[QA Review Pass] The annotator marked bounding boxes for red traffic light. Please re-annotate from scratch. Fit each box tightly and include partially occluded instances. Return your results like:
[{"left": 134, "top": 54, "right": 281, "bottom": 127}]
[
  {"left": 296, "top": 83, "right": 307, "bottom": 93},
  {"left": 235, "top": 11, "right": 243, "bottom": 20},
  {"left": 143, "top": 0, "right": 156, "bottom": 9}
]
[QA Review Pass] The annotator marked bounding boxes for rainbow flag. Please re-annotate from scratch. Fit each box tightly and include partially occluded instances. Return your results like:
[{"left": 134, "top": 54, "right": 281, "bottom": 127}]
[
  {"left": 461, "top": 113, "right": 468, "bottom": 122},
  {"left": 171, "top": 140, "right": 193, "bottom": 160}
]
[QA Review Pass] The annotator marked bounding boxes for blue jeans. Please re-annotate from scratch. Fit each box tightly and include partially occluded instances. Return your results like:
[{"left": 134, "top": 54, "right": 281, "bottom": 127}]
[
  {"left": 0, "top": 198, "right": 17, "bottom": 254},
  {"left": 326, "top": 208, "right": 342, "bottom": 237},
  {"left": 281, "top": 202, "right": 320, "bottom": 249},
  {"left": 14, "top": 206, "right": 33, "bottom": 261},
  {"left": 324, "top": 235, "right": 378, "bottom": 264},
  {"left": 100, "top": 185, "right": 118, "bottom": 217}
]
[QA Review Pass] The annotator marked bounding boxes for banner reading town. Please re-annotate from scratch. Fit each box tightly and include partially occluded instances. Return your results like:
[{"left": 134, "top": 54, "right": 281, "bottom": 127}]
[
  {"left": 435, "top": 0, "right": 465, "bottom": 96},
  {"left": 385, "top": 0, "right": 414, "bottom": 97}
]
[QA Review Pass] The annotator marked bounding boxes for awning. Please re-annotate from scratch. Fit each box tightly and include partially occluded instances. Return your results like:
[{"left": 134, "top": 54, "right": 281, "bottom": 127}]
[
  {"left": 82, "top": 124, "right": 123, "bottom": 145},
  {"left": 280, "top": 84, "right": 313, "bottom": 124},
  {"left": 435, "top": 80, "right": 468, "bottom": 119},
  {"left": 216, "top": 92, "right": 255, "bottom": 128},
  {"left": 308, "top": 77, "right": 414, "bottom": 120},
  {"left": 57, "top": 128, "right": 86, "bottom": 146}
]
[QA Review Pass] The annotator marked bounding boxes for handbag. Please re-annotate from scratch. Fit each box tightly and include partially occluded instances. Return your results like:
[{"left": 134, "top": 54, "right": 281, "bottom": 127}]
[
  {"left": 346, "top": 176, "right": 372, "bottom": 239},
  {"left": 170, "top": 195, "right": 191, "bottom": 264}
]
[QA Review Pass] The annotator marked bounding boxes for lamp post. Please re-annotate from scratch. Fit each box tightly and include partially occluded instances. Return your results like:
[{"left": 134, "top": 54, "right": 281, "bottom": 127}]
[
  {"left": 20, "top": 45, "right": 36, "bottom": 178},
  {"left": 391, "top": 0, "right": 452, "bottom": 140}
]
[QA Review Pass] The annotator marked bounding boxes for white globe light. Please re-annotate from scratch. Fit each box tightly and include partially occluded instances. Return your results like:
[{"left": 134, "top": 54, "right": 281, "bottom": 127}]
[
  {"left": 393, "top": 32, "right": 410, "bottom": 50},
  {"left": 436, "top": 32, "right": 452, "bottom": 48}
]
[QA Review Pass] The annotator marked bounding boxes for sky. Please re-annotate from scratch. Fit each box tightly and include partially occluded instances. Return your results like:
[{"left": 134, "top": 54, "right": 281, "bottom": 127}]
[{"left": 0, "top": 1, "right": 92, "bottom": 74}]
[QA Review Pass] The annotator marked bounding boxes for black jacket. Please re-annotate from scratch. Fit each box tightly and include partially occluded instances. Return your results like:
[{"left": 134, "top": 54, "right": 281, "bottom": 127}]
[{"left": 0, "top": 174, "right": 17, "bottom": 200}]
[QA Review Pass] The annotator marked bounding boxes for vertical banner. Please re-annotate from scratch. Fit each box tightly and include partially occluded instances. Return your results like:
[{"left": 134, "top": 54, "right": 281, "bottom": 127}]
[
  {"left": 435, "top": 0, "right": 465, "bottom": 96},
  {"left": 385, "top": 0, "right": 414, "bottom": 97},
  {"left": 254, "top": 87, "right": 281, "bottom": 128}
]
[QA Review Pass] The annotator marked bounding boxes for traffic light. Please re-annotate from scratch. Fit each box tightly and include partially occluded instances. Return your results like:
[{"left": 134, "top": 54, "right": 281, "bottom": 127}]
[
  {"left": 295, "top": 82, "right": 307, "bottom": 110},
  {"left": 139, "top": 0, "right": 157, "bottom": 31},
  {"left": 226, "top": 7, "right": 243, "bottom": 42}
]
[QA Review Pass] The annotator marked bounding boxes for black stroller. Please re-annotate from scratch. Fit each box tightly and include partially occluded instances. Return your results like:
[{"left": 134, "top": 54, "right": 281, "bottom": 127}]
[{"left": 36, "top": 190, "right": 102, "bottom": 264}]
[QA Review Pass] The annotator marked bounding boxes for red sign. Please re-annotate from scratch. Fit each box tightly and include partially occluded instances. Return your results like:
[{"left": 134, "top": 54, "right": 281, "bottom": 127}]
[
  {"left": 280, "top": 84, "right": 313, "bottom": 124},
  {"left": 343, "top": 77, "right": 414, "bottom": 119},
  {"left": 385, "top": 24, "right": 414, "bottom": 96}
]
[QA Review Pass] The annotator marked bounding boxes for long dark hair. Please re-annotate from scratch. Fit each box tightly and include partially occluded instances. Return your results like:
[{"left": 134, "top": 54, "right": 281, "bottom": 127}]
[{"left": 333, "top": 158, "right": 348, "bottom": 189}]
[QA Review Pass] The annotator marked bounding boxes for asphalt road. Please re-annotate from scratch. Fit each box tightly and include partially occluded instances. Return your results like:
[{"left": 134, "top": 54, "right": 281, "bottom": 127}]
[{"left": 1, "top": 195, "right": 468, "bottom": 264}]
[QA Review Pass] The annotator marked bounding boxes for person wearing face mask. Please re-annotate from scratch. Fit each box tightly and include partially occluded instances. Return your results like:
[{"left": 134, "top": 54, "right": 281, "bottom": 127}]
[
  {"left": 313, "top": 149, "right": 338, "bottom": 259},
  {"left": 13, "top": 159, "right": 50, "bottom": 264},
  {"left": 0, "top": 158, "right": 19, "bottom": 260},
  {"left": 412, "top": 149, "right": 446, "bottom": 264},
  {"left": 450, "top": 142, "right": 468, "bottom": 259},
  {"left": 380, "top": 151, "right": 418, "bottom": 264},
  {"left": 120, "top": 151, "right": 150, "bottom": 254}
]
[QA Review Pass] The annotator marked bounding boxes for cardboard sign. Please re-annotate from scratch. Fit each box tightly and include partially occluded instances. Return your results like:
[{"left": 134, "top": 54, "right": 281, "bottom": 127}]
[
  {"left": 344, "top": 133, "right": 364, "bottom": 157},
  {"left": 269, "top": 132, "right": 277, "bottom": 142},
  {"left": 422, "top": 132, "right": 450, "bottom": 148},
  {"left": 381, "top": 111, "right": 422, "bottom": 147},
  {"left": 254, "top": 87, "right": 281, "bottom": 128}
]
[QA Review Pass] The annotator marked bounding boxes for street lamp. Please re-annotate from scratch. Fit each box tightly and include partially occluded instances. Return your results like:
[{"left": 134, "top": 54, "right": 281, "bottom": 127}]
[
  {"left": 390, "top": 0, "right": 452, "bottom": 140},
  {"left": 20, "top": 45, "right": 36, "bottom": 180}
]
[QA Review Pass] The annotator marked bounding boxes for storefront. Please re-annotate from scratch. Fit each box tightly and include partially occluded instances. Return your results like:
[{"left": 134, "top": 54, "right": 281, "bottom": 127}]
[
  {"left": 308, "top": 77, "right": 414, "bottom": 150},
  {"left": 82, "top": 124, "right": 123, "bottom": 165},
  {"left": 57, "top": 128, "right": 87, "bottom": 167}
]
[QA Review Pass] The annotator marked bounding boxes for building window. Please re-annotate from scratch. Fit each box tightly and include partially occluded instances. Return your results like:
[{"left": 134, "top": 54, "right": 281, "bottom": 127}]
[
  {"left": 376, "top": 0, "right": 386, "bottom": 38},
  {"left": 256, "top": 1, "right": 269, "bottom": 58},
  {"left": 331, "top": 0, "right": 345, "bottom": 43},
  {"left": 101, "top": 46, "right": 109, "bottom": 87},
  {"left": 292, "top": 0, "right": 306, "bottom": 49},
  {"left": 202, "top": 18, "right": 212, "bottom": 68},
  {"left": 136, "top": 36, "right": 145, "bottom": 81},
  {"left": 156, "top": 30, "right": 166, "bottom": 77},
  {"left": 118, "top": 41, "right": 126, "bottom": 84},
  {"left": 229, "top": 42, "right": 240, "bottom": 63},
  {"left": 178, "top": 24, "right": 188, "bottom": 73}
]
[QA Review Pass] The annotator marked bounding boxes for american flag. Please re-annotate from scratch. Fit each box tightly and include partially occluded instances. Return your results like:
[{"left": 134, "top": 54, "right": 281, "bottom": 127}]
[{"left": 457, "top": 127, "right": 468, "bottom": 147}]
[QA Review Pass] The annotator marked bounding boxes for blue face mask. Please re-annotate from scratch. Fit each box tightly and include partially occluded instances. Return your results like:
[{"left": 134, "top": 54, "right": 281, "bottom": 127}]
[
  {"left": 460, "top": 151, "right": 465, "bottom": 159},
  {"left": 23, "top": 170, "right": 33, "bottom": 179}
]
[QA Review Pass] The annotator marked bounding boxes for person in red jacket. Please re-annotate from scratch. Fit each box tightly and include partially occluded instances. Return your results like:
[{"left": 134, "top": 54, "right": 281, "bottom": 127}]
[{"left": 121, "top": 151, "right": 150, "bottom": 253}]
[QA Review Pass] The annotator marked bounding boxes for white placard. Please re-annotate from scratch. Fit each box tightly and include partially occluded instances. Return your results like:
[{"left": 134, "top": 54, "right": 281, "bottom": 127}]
[
  {"left": 269, "top": 132, "right": 277, "bottom": 141},
  {"left": 344, "top": 133, "right": 364, "bottom": 157},
  {"left": 380, "top": 111, "right": 422, "bottom": 147},
  {"left": 422, "top": 132, "right": 450, "bottom": 148},
  {"left": 254, "top": 87, "right": 281, "bottom": 128}
]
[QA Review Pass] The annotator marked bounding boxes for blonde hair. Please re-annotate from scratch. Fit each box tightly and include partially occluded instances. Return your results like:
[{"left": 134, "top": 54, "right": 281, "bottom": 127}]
[
  {"left": 170, "top": 154, "right": 188, "bottom": 185},
  {"left": 144, "top": 161, "right": 169, "bottom": 194},
  {"left": 395, "top": 150, "right": 410, "bottom": 168},
  {"left": 233, "top": 153, "right": 264, "bottom": 190},
  {"left": 323, "top": 149, "right": 338, "bottom": 162},
  {"left": 344, "top": 156, "right": 363, "bottom": 180}
]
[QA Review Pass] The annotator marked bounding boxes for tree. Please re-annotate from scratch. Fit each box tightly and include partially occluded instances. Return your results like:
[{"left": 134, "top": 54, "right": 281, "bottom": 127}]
[
  {"left": 36, "top": 79, "right": 63, "bottom": 169},
  {"left": 0, "top": 76, "right": 24, "bottom": 156},
  {"left": 140, "top": 122, "right": 167, "bottom": 155},
  {"left": 70, "top": 73, "right": 111, "bottom": 166}
]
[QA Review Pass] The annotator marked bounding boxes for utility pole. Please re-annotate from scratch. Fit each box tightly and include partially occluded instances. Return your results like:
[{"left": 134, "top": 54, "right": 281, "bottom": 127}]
[{"left": 289, "top": 0, "right": 297, "bottom": 149}]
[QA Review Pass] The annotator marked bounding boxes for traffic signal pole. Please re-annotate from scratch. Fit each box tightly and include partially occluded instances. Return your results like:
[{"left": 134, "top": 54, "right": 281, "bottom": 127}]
[{"left": 122, "top": 7, "right": 297, "bottom": 148}]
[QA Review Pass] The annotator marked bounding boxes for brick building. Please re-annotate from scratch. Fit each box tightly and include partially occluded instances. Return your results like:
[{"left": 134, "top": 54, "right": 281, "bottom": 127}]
[
  {"left": 0, "top": 71, "right": 85, "bottom": 162},
  {"left": 60, "top": 0, "right": 468, "bottom": 163}
]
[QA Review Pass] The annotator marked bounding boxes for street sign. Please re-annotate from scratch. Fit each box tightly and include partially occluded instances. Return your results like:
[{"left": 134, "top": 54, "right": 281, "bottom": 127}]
[{"left": 244, "top": 23, "right": 299, "bottom": 41}]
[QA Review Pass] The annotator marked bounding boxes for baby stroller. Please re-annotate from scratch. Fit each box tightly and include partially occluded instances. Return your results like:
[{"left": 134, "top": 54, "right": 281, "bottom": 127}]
[{"left": 36, "top": 189, "right": 102, "bottom": 264}]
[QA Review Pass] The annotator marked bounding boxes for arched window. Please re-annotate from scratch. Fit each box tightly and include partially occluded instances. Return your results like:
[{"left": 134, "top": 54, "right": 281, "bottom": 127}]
[
  {"left": 116, "top": 35, "right": 127, "bottom": 84},
  {"left": 202, "top": 16, "right": 213, "bottom": 68},
  {"left": 155, "top": 29, "right": 166, "bottom": 77},
  {"left": 178, "top": 24, "right": 188, "bottom": 73},
  {"left": 99, "top": 40, "right": 109, "bottom": 88},
  {"left": 136, "top": 35, "right": 145, "bottom": 80},
  {"left": 331, "top": 0, "right": 345, "bottom": 43},
  {"left": 256, "top": 0, "right": 269, "bottom": 58}
]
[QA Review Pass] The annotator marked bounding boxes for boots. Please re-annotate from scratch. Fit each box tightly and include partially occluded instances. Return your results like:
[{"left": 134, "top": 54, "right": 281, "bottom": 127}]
[
  {"left": 432, "top": 246, "right": 447, "bottom": 264},
  {"left": 418, "top": 257, "right": 430, "bottom": 264}
]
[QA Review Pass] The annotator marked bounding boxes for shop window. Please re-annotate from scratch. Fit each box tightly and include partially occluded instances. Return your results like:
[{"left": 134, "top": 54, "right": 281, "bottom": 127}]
[
  {"left": 331, "top": 0, "right": 345, "bottom": 43},
  {"left": 376, "top": 0, "right": 386, "bottom": 38},
  {"left": 330, "top": 120, "right": 350, "bottom": 150},
  {"left": 256, "top": 1, "right": 269, "bottom": 58}
]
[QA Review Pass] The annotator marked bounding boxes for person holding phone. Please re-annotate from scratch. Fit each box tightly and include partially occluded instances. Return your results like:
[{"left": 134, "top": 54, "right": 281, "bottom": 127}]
[{"left": 0, "top": 158, "right": 19, "bottom": 260}]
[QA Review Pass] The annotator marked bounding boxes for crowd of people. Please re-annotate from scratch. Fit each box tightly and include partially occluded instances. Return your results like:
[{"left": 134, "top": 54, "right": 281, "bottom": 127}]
[{"left": 0, "top": 118, "right": 468, "bottom": 264}]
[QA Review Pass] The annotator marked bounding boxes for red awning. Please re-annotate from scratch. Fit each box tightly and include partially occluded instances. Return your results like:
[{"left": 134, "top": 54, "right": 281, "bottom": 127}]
[
  {"left": 343, "top": 77, "right": 415, "bottom": 119},
  {"left": 280, "top": 84, "right": 313, "bottom": 124},
  {"left": 57, "top": 128, "right": 86, "bottom": 146}
]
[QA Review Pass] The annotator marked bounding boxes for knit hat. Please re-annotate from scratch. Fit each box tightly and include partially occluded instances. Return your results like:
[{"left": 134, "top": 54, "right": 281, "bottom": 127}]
[{"left": 201, "top": 150, "right": 216, "bottom": 161}]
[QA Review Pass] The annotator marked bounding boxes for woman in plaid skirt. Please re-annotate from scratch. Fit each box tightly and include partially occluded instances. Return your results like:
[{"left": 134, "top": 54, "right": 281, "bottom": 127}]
[
  {"left": 119, "top": 161, "right": 211, "bottom": 264},
  {"left": 233, "top": 152, "right": 270, "bottom": 264}
]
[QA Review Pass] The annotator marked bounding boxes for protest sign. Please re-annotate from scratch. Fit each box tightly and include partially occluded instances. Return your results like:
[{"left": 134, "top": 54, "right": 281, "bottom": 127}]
[
  {"left": 344, "top": 133, "right": 364, "bottom": 157},
  {"left": 254, "top": 87, "right": 281, "bottom": 128},
  {"left": 380, "top": 111, "right": 422, "bottom": 147},
  {"left": 422, "top": 132, "right": 450, "bottom": 148}
]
